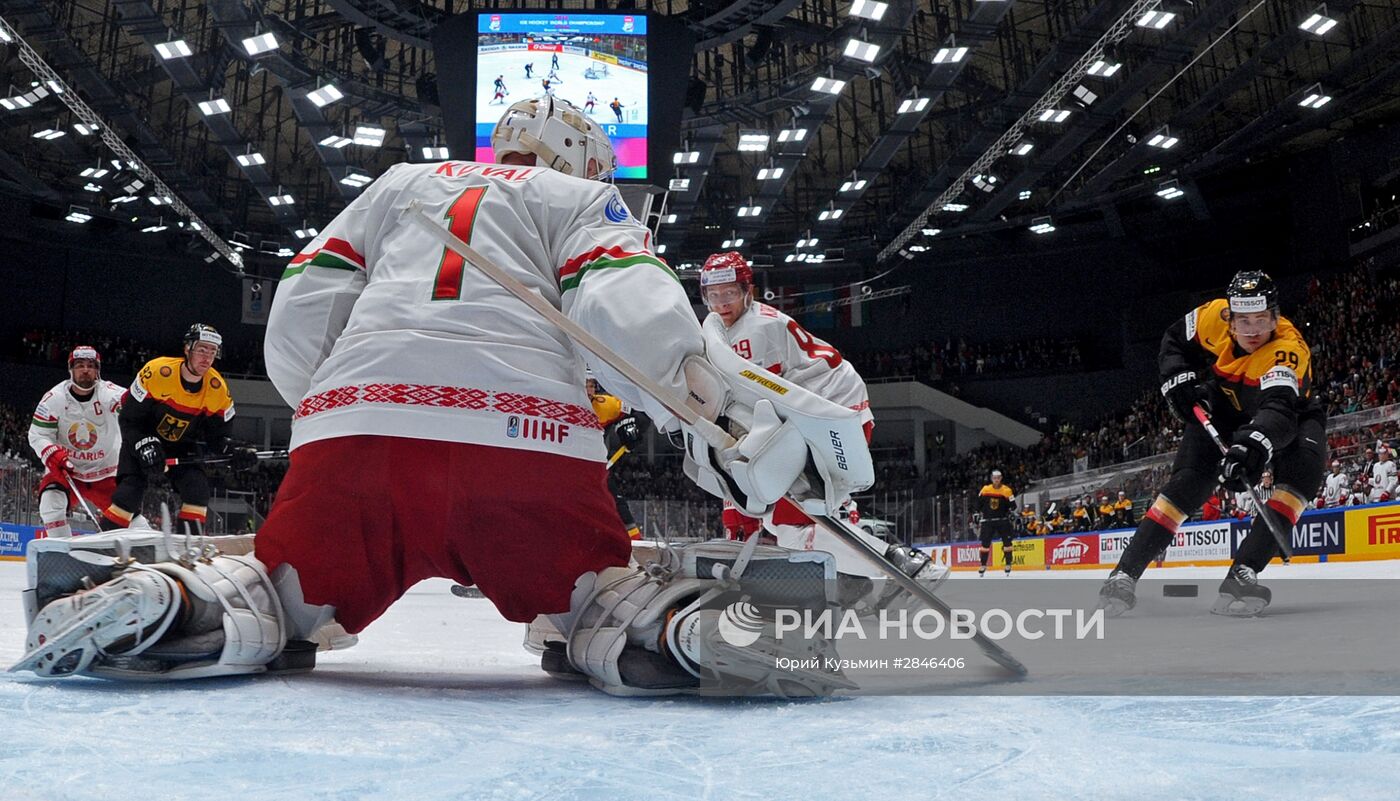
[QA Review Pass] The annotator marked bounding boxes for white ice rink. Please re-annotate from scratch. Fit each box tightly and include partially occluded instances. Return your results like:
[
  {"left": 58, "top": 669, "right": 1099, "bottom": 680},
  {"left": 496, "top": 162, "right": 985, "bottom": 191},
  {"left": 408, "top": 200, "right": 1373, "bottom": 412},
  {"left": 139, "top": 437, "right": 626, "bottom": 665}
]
[
  {"left": 477, "top": 49, "right": 648, "bottom": 128},
  {"left": 2, "top": 559, "right": 1399, "bottom": 801}
]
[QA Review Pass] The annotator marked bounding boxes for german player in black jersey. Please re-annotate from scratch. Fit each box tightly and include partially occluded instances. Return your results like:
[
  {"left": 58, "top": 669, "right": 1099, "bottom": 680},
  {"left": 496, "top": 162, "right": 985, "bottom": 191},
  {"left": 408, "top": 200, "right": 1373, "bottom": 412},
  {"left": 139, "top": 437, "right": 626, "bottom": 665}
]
[
  {"left": 1100, "top": 272, "right": 1327, "bottom": 616},
  {"left": 976, "top": 470, "right": 1017, "bottom": 576}
]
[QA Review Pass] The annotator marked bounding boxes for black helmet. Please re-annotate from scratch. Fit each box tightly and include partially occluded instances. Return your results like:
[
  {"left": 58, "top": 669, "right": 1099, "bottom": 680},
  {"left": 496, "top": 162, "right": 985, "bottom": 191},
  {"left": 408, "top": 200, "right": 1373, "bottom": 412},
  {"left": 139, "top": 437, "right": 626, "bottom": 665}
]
[
  {"left": 183, "top": 323, "right": 223, "bottom": 358},
  {"left": 1226, "top": 270, "right": 1278, "bottom": 314}
]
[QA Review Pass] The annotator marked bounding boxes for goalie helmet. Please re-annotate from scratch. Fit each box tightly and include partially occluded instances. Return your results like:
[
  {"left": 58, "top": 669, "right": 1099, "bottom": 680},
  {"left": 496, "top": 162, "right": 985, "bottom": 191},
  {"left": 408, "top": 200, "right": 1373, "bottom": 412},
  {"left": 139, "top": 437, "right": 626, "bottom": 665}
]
[
  {"left": 491, "top": 96, "right": 616, "bottom": 180},
  {"left": 699, "top": 251, "right": 753, "bottom": 288},
  {"left": 183, "top": 323, "right": 223, "bottom": 358},
  {"left": 67, "top": 345, "right": 101, "bottom": 371}
]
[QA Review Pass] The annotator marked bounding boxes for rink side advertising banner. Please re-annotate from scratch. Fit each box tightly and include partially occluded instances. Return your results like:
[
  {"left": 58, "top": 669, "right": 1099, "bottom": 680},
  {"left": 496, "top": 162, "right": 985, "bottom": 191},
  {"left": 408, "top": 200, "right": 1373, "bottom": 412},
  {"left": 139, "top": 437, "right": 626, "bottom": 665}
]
[{"left": 696, "top": 575, "right": 1400, "bottom": 696}]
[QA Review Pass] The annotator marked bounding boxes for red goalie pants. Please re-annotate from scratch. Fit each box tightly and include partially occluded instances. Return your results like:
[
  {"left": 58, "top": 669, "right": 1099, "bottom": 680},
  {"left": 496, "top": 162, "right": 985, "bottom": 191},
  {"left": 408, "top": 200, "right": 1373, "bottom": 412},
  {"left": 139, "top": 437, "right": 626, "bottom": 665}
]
[{"left": 255, "top": 435, "right": 632, "bottom": 633}]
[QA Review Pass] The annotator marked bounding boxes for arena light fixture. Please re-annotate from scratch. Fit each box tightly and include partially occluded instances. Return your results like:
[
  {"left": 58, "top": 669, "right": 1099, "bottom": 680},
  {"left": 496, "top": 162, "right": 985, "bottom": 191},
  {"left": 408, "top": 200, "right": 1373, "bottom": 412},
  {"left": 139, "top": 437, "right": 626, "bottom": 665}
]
[
  {"left": 1018, "top": 189, "right": 1033, "bottom": 200},
  {"left": 236, "top": 151, "right": 266, "bottom": 167},
  {"left": 1299, "top": 6, "right": 1338, "bottom": 35},
  {"left": 197, "top": 98, "right": 231, "bottom": 116},
  {"left": 908, "top": 244, "right": 929, "bottom": 253},
  {"left": 1038, "top": 109, "right": 1071, "bottom": 123},
  {"left": 668, "top": 177, "right": 690, "bottom": 191},
  {"left": 849, "top": 0, "right": 888, "bottom": 22},
  {"left": 736, "top": 204, "right": 763, "bottom": 218},
  {"left": 319, "top": 134, "right": 353, "bottom": 149},
  {"left": 843, "top": 38, "right": 881, "bottom": 63},
  {"left": 898, "top": 97, "right": 930, "bottom": 114},
  {"left": 242, "top": 32, "right": 278, "bottom": 56},
  {"left": 655, "top": 244, "right": 667, "bottom": 254},
  {"left": 817, "top": 206, "right": 844, "bottom": 222},
  {"left": 123, "top": 178, "right": 146, "bottom": 194},
  {"left": 1072, "top": 85, "right": 1098, "bottom": 107},
  {"left": 110, "top": 195, "right": 137, "bottom": 205},
  {"left": 32, "top": 127, "right": 65, "bottom": 140},
  {"left": 73, "top": 123, "right": 95, "bottom": 136},
  {"left": 943, "top": 202, "right": 969, "bottom": 212},
  {"left": 155, "top": 39, "right": 192, "bottom": 60},
  {"left": 796, "top": 237, "right": 820, "bottom": 249},
  {"left": 65, "top": 205, "right": 91, "bottom": 224},
  {"left": 307, "top": 84, "right": 344, "bottom": 108},
  {"left": 757, "top": 166, "right": 784, "bottom": 180},
  {"left": 921, "top": 227, "right": 942, "bottom": 237},
  {"left": 0, "top": 28, "right": 11, "bottom": 44},
  {"left": 1146, "top": 126, "right": 1179, "bottom": 149},
  {"left": 0, "top": 95, "right": 32, "bottom": 110},
  {"left": 777, "top": 127, "right": 808, "bottom": 143},
  {"left": 660, "top": 213, "right": 678, "bottom": 224},
  {"left": 1029, "top": 216, "right": 1056, "bottom": 234},
  {"left": 932, "top": 45, "right": 969, "bottom": 64},
  {"left": 840, "top": 176, "right": 868, "bottom": 193},
  {"left": 353, "top": 126, "right": 386, "bottom": 147},
  {"left": 420, "top": 146, "right": 450, "bottom": 160},
  {"left": 340, "top": 170, "right": 373, "bottom": 188},
  {"left": 673, "top": 150, "right": 700, "bottom": 164},
  {"left": 721, "top": 236, "right": 745, "bottom": 248},
  {"left": 268, "top": 193, "right": 295, "bottom": 206},
  {"left": 141, "top": 218, "right": 168, "bottom": 233},
  {"left": 83, "top": 182, "right": 102, "bottom": 192},
  {"left": 294, "top": 226, "right": 319, "bottom": 239},
  {"left": 277, "top": 247, "right": 296, "bottom": 258},
  {"left": 972, "top": 173, "right": 999, "bottom": 192},
  {"left": 1298, "top": 84, "right": 1332, "bottom": 109},
  {"left": 1136, "top": 10, "right": 1176, "bottom": 29},
  {"left": 1012, "top": 140, "right": 1035, "bottom": 156},
  {"left": 1156, "top": 179, "right": 1185, "bottom": 200},
  {"left": 810, "top": 76, "right": 846, "bottom": 95},
  {"left": 738, "top": 132, "right": 770, "bottom": 152},
  {"left": 80, "top": 165, "right": 109, "bottom": 178},
  {"left": 1087, "top": 59, "right": 1122, "bottom": 77},
  {"left": 148, "top": 195, "right": 172, "bottom": 206}
]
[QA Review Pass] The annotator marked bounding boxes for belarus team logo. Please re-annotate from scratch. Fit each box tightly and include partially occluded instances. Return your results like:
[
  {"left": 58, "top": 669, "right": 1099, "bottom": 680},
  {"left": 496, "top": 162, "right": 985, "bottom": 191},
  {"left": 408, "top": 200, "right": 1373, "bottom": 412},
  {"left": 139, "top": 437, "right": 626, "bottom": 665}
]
[
  {"left": 604, "top": 193, "right": 630, "bottom": 224},
  {"left": 488, "top": 14, "right": 500, "bottom": 31},
  {"left": 66, "top": 421, "right": 98, "bottom": 451}
]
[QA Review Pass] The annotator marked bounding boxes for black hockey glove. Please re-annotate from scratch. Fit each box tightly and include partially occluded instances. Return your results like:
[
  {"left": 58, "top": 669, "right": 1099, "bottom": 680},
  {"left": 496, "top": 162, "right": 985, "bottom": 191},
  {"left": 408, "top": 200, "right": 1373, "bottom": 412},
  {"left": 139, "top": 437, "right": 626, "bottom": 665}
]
[
  {"left": 133, "top": 436, "right": 165, "bottom": 472},
  {"left": 218, "top": 438, "right": 259, "bottom": 471},
  {"left": 1161, "top": 370, "right": 1212, "bottom": 424},
  {"left": 1218, "top": 427, "right": 1273, "bottom": 492},
  {"left": 615, "top": 415, "right": 642, "bottom": 449}
]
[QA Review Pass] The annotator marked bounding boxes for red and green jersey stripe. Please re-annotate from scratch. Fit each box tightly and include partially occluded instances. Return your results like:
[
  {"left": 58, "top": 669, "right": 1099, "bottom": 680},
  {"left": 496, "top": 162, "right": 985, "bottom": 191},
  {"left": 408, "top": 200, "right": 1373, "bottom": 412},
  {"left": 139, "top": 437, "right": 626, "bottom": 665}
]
[
  {"left": 282, "top": 237, "right": 366, "bottom": 279},
  {"left": 559, "top": 246, "right": 676, "bottom": 293}
]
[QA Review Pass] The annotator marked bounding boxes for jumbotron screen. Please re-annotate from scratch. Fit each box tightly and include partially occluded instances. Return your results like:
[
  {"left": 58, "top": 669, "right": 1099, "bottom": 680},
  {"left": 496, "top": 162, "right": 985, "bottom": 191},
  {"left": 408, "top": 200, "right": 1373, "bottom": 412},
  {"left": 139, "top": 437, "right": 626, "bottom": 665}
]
[{"left": 475, "top": 13, "right": 649, "bottom": 180}]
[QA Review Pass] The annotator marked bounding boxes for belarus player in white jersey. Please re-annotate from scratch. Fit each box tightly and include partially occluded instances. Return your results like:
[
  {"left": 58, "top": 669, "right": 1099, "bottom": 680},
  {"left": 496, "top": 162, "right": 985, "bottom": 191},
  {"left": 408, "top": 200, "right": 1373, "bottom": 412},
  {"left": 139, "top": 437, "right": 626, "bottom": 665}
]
[
  {"left": 7, "top": 96, "right": 877, "bottom": 697},
  {"left": 27, "top": 347, "right": 125, "bottom": 538}
]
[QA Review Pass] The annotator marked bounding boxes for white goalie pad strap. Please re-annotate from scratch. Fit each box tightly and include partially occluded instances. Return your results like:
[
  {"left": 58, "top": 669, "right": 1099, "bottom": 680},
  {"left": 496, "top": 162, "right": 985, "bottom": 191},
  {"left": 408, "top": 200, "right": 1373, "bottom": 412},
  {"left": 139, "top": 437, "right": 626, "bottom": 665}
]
[{"left": 144, "top": 556, "right": 287, "bottom": 679}]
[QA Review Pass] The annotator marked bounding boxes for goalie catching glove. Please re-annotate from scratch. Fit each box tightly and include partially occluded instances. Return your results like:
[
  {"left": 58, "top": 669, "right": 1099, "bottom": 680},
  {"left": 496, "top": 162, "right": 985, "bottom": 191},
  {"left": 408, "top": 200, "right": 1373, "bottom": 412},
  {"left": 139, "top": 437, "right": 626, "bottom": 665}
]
[{"left": 674, "top": 321, "right": 874, "bottom": 518}]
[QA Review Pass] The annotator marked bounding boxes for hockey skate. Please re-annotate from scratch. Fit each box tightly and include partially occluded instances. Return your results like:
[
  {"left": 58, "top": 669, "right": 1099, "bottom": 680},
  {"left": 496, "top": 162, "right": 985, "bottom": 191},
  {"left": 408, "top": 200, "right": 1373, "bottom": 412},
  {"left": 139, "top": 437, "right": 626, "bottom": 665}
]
[
  {"left": 1097, "top": 571, "right": 1138, "bottom": 617},
  {"left": 1211, "top": 564, "right": 1271, "bottom": 617}
]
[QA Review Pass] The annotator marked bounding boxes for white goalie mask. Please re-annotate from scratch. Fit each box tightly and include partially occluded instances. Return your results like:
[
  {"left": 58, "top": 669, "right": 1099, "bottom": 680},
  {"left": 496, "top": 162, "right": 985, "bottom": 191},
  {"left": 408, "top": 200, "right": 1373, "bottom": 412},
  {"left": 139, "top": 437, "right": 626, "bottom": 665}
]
[{"left": 491, "top": 96, "right": 617, "bottom": 180}]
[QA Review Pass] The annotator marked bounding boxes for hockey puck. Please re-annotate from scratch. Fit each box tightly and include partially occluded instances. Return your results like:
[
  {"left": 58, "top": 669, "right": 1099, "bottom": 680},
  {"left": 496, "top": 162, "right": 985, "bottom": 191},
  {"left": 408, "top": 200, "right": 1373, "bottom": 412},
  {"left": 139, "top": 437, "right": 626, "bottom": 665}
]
[
  {"left": 1162, "top": 584, "right": 1198, "bottom": 598},
  {"left": 450, "top": 584, "right": 485, "bottom": 599}
]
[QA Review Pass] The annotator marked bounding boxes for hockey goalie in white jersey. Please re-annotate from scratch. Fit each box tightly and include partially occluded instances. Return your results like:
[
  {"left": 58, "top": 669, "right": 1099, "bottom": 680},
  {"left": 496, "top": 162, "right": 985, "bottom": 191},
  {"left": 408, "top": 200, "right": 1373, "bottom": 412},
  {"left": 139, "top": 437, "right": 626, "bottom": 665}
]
[
  {"left": 28, "top": 346, "right": 126, "bottom": 539},
  {"left": 12, "top": 97, "right": 874, "bottom": 697}
]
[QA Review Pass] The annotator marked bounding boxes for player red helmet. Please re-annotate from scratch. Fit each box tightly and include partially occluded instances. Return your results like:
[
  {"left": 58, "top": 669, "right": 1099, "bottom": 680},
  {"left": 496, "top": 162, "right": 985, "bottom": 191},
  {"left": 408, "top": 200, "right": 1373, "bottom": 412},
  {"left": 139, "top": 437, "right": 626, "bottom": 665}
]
[
  {"left": 699, "top": 251, "right": 753, "bottom": 288},
  {"left": 67, "top": 345, "right": 101, "bottom": 371}
]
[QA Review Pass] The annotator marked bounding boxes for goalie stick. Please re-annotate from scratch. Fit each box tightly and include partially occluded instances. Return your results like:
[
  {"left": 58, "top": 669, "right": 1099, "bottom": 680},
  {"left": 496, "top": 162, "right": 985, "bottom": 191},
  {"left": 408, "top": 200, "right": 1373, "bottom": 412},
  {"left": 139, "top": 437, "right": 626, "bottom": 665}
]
[
  {"left": 163, "top": 450, "right": 290, "bottom": 467},
  {"left": 1193, "top": 405, "right": 1293, "bottom": 562},
  {"left": 403, "top": 202, "right": 1028, "bottom": 678}
]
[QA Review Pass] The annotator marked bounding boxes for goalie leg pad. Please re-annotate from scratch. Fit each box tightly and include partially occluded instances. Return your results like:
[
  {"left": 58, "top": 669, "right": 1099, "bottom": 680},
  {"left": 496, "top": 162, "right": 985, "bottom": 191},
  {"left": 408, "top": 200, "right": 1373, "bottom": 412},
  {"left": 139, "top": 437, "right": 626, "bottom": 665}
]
[{"left": 555, "top": 539, "right": 854, "bottom": 697}]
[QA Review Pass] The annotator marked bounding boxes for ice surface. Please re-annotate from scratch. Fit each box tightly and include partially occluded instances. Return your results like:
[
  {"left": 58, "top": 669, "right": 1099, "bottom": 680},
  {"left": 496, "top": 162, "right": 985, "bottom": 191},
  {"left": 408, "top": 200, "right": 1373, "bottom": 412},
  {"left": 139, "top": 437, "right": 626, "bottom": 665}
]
[
  {"left": 2, "top": 560, "right": 1399, "bottom": 800},
  {"left": 476, "top": 50, "right": 648, "bottom": 128}
]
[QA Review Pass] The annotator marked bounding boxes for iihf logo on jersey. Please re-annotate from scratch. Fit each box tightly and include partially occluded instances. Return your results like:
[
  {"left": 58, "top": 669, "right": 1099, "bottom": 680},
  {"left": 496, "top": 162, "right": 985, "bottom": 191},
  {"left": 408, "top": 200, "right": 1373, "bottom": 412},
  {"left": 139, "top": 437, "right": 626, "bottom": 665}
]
[
  {"left": 604, "top": 193, "right": 630, "bottom": 224},
  {"left": 505, "top": 415, "right": 572, "bottom": 443}
]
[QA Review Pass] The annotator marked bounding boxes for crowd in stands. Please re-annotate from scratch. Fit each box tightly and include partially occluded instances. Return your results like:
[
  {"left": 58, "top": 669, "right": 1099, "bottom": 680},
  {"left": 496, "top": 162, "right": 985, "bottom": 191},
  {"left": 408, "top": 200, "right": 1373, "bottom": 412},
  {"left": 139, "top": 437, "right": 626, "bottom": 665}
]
[
  {"left": 7, "top": 329, "right": 265, "bottom": 378},
  {"left": 848, "top": 336, "right": 1088, "bottom": 383}
]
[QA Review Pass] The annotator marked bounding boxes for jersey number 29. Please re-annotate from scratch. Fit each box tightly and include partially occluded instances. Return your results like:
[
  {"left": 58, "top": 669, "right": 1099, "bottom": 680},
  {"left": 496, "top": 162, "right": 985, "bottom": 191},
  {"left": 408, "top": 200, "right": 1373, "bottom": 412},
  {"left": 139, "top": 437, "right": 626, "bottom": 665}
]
[{"left": 431, "top": 186, "right": 489, "bottom": 301}]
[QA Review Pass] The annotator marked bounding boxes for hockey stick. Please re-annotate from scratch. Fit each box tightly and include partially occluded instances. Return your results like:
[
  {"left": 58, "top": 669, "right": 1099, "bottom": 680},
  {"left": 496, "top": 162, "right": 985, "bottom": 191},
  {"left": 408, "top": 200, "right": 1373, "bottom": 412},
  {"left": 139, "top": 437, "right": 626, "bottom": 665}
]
[
  {"left": 607, "top": 446, "right": 628, "bottom": 469},
  {"left": 403, "top": 203, "right": 1028, "bottom": 678},
  {"left": 1192, "top": 405, "right": 1293, "bottom": 561},
  {"left": 66, "top": 476, "right": 103, "bottom": 526},
  {"left": 163, "top": 450, "right": 289, "bottom": 468}
]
